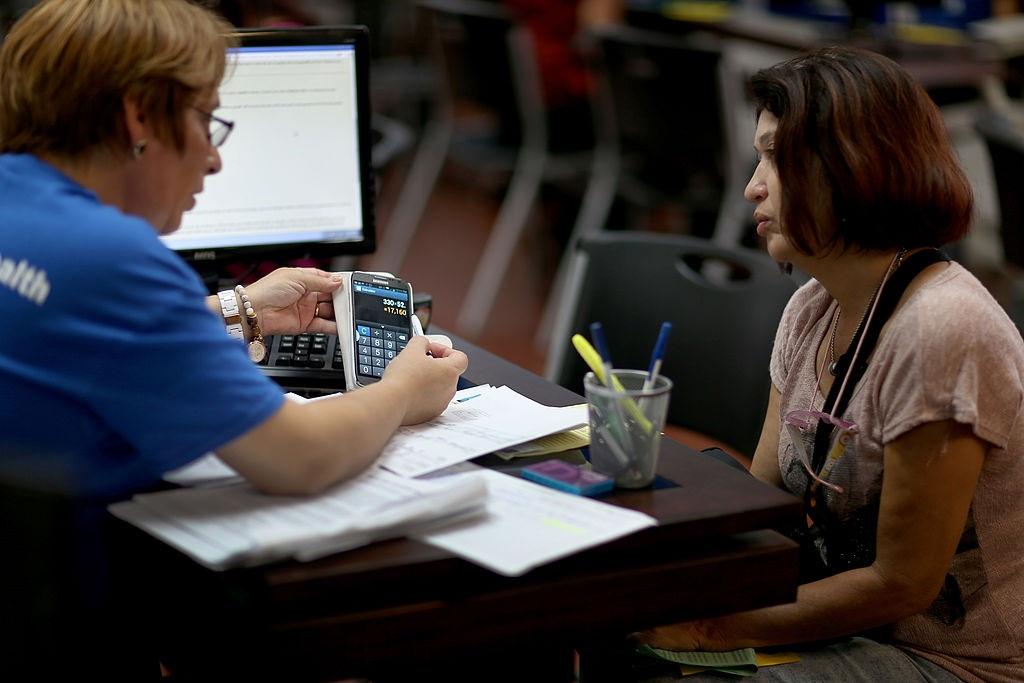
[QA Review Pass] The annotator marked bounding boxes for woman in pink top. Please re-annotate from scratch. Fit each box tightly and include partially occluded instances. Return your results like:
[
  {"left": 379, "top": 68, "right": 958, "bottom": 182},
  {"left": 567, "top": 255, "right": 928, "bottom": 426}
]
[{"left": 636, "top": 47, "right": 1024, "bottom": 682}]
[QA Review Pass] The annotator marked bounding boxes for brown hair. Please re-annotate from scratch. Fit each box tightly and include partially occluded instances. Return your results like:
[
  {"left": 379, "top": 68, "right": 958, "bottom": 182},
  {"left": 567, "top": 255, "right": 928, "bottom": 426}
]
[
  {"left": 0, "top": 0, "right": 234, "bottom": 157},
  {"left": 750, "top": 47, "right": 973, "bottom": 255}
]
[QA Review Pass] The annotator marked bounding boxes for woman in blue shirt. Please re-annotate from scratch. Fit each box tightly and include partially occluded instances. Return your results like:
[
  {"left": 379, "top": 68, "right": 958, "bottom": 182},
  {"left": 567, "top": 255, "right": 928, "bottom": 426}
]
[{"left": 0, "top": 0, "right": 468, "bottom": 500}]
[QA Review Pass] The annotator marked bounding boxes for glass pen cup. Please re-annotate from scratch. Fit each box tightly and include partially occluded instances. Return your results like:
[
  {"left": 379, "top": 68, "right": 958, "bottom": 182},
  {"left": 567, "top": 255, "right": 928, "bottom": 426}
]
[{"left": 583, "top": 370, "right": 673, "bottom": 489}]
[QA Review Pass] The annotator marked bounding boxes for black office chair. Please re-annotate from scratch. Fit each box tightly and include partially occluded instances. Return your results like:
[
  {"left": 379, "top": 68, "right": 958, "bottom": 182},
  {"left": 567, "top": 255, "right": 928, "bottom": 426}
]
[
  {"left": 974, "top": 110, "right": 1024, "bottom": 330},
  {"left": 547, "top": 232, "right": 796, "bottom": 457}
]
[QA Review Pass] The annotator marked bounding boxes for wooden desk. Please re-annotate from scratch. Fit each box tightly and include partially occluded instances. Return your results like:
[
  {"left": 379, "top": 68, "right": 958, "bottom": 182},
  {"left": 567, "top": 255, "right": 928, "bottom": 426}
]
[{"left": 115, "top": 334, "right": 801, "bottom": 682}]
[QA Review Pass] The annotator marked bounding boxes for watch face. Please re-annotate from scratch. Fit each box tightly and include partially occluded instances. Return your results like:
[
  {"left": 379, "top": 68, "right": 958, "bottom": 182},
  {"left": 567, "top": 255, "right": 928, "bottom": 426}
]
[{"left": 247, "top": 339, "right": 267, "bottom": 363}]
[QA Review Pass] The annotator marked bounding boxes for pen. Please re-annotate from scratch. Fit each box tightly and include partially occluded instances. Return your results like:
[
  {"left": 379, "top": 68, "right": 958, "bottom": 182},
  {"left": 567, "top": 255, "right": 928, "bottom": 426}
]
[
  {"left": 572, "top": 333, "right": 610, "bottom": 385},
  {"left": 571, "top": 334, "right": 652, "bottom": 434},
  {"left": 594, "top": 421, "right": 631, "bottom": 470},
  {"left": 589, "top": 322, "right": 629, "bottom": 448},
  {"left": 589, "top": 322, "right": 614, "bottom": 386},
  {"left": 643, "top": 322, "right": 673, "bottom": 391},
  {"left": 409, "top": 314, "right": 434, "bottom": 357}
]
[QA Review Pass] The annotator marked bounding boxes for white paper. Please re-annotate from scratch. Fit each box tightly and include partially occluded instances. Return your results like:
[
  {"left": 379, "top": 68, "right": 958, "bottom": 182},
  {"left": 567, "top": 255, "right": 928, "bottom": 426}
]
[
  {"left": 378, "top": 386, "right": 587, "bottom": 478},
  {"left": 162, "top": 452, "right": 242, "bottom": 487},
  {"left": 453, "top": 384, "right": 495, "bottom": 401},
  {"left": 415, "top": 468, "right": 657, "bottom": 577},
  {"left": 111, "top": 467, "right": 488, "bottom": 570}
]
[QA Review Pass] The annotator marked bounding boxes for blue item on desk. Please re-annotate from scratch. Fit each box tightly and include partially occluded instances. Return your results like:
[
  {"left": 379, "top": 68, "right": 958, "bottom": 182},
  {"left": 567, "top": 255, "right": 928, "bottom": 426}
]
[
  {"left": 578, "top": 447, "right": 678, "bottom": 490},
  {"left": 521, "top": 460, "right": 614, "bottom": 497}
]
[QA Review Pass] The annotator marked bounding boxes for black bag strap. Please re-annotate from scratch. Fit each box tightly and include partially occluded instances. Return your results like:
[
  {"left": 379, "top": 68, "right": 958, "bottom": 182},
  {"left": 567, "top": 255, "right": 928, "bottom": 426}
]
[{"left": 810, "top": 248, "right": 949, "bottom": 474}]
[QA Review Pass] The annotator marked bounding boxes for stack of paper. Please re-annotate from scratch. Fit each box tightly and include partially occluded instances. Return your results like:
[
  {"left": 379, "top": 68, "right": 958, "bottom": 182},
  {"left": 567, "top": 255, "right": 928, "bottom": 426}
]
[
  {"left": 415, "top": 467, "right": 656, "bottom": 576},
  {"left": 164, "top": 388, "right": 588, "bottom": 486},
  {"left": 377, "top": 385, "right": 587, "bottom": 477},
  {"left": 111, "top": 467, "right": 487, "bottom": 570},
  {"left": 495, "top": 404, "right": 589, "bottom": 460},
  {"left": 138, "top": 385, "right": 653, "bottom": 575}
]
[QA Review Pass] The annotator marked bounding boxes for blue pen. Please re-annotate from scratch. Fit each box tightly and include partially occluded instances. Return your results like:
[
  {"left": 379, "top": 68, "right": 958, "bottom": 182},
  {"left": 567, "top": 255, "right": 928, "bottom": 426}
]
[
  {"left": 590, "top": 321, "right": 635, "bottom": 448},
  {"left": 589, "top": 321, "right": 614, "bottom": 383},
  {"left": 643, "top": 322, "right": 673, "bottom": 391}
]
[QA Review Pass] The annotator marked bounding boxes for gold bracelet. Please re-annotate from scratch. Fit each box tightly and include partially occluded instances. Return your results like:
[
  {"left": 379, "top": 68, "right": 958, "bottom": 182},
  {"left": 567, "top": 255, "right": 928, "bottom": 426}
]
[{"left": 235, "top": 284, "right": 267, "bottom": 363}]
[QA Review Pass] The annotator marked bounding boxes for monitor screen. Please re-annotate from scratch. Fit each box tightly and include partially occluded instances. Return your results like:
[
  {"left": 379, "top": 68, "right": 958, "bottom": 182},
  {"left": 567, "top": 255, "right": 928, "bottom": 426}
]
[{"left": 161, "top": 26, "right": 375, "bottom": 264}]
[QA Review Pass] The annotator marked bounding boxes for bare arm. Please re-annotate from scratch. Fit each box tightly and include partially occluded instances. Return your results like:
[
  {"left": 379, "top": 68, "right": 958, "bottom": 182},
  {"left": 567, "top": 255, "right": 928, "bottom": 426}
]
[
  {"left": 639, "top": 419, "right": 986, "bottom": 650},
  {"left": 749, "top": 385, "right": 783, "bottom": 486},
  {"left": 204, "top": 293, "right": 221, "bottom": 317},
  {"left": 216, "top": 337, "right": 468, "bottom": 495}
]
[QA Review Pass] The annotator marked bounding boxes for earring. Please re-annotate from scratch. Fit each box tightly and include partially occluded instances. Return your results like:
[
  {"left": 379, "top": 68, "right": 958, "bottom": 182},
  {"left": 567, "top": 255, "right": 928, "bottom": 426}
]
[{"left": 132, "top": 139, "right": 147, "bottom": 160}]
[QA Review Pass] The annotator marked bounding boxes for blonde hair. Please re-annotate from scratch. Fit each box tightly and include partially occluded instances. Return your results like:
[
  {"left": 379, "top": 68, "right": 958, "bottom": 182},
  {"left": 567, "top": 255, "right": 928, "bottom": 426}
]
[{"left": 0, "top": 0, "right": 234, "bottom": 156}]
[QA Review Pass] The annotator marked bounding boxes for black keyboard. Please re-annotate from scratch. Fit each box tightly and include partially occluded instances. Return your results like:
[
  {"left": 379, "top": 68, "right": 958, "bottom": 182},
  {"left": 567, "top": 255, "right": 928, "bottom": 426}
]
[{"left": 257, "top": 333, "right": 347, "bottom": 393}]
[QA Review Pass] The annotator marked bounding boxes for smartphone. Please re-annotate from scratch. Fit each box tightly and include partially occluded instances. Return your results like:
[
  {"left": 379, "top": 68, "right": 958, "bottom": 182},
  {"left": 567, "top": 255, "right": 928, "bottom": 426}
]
[{"left": 350, "top": 271, "right": 414, "bottom": 387}]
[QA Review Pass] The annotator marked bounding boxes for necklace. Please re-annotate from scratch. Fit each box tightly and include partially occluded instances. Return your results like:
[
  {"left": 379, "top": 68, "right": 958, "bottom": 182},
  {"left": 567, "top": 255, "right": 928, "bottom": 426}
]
[
  {"left": 826, "top": 248, "right": 906, "bottom": 376},
  {"left": 826, "top": 310, "right": 842, "bottom": 376}
]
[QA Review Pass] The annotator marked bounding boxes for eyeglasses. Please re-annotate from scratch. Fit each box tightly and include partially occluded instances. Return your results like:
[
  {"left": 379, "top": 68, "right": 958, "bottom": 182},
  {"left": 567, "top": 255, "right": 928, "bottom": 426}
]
[{"left": 190, "top": 106, "right": 234, "bottom": 148}]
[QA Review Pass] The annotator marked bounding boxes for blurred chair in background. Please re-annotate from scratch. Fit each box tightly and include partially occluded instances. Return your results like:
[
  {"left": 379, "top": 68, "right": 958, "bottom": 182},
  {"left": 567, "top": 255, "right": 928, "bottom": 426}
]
[
  {"left": 352, "top": 0, "right": 440, "bottom": 130},
  {"left": 370, "top": 0, "right": 593, "bottom": 337},
  {"left": 501, "top": 0, "right": 598, "bottom": 155},
  {"left": 537, "top": 28, "right": 790, "bottom": 351},
  {"left": 974, "top": 109, "right": 1024, "bottom": 331},
  {"left": 576, "top": 25, "right": 727, "bottom": 241},
  {"left": 547, "top": 232, "right": 796, "bottom": 461},
  {"left": 211, "top": 0, "right": 318, "bottom": 27}
]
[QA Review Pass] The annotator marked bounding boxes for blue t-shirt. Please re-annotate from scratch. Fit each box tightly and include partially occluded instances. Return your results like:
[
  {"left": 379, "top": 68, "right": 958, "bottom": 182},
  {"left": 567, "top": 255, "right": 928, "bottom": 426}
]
[{"left": 0, "top": 154, "right": 284, "bottom": 499}]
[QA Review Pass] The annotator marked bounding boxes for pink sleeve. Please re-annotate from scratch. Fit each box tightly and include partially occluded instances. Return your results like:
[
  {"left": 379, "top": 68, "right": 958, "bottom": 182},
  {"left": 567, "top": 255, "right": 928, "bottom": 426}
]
[{"left": 876, "top": 277, "right": 1024, "bottom": 449}]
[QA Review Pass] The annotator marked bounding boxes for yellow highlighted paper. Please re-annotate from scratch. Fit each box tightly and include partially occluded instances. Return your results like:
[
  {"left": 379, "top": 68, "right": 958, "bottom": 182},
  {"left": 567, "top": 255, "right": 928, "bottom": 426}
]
[
  {"left": 755, "top": 651, "right": 801, "bottom": 667},
  {"left": 496, "top": 422, "right": 591, "bottom": 460}
]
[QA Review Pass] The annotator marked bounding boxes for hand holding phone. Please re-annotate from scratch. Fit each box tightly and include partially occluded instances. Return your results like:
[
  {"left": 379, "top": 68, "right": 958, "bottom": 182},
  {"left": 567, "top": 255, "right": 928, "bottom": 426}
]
[{"left": 334, "top": 271, "right": 466, "bottom": 406}]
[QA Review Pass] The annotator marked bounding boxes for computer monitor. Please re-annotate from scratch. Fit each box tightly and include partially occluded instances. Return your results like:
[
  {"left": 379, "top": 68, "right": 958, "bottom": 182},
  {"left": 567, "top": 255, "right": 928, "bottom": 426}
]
[{"left": 161, "top": 26, "right": 375, "bottom": 266}]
